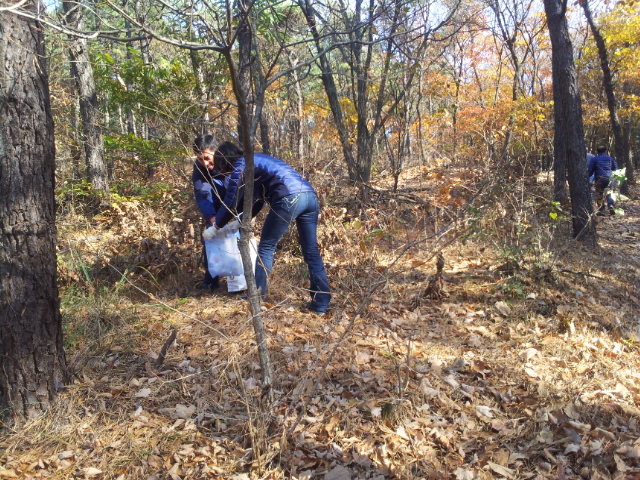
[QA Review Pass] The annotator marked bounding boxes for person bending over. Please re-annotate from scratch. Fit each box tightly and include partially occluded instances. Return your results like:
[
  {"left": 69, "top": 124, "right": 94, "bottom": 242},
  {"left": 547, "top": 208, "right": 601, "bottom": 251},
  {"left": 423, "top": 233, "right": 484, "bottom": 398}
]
[{"left": 210, "top": 141, "right": 331, "bottom": 314}]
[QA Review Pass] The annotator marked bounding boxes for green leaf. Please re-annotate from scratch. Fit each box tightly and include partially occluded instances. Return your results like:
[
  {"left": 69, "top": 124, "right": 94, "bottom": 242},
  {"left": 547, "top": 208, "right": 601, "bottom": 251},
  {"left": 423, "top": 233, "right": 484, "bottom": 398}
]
[
  {"left": 611, "top": 168, "right": 627, "bottom": 182},
  {"left": 549, "top": 212, "right": 558, "bottom": 220}
]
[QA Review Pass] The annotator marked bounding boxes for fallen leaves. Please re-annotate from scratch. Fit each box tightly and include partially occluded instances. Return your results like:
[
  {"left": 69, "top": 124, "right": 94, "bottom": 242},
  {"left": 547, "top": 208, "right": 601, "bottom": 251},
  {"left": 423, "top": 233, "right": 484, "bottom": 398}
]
[{"left": 4, "top": 185, "right": 640, "bottom": 480}]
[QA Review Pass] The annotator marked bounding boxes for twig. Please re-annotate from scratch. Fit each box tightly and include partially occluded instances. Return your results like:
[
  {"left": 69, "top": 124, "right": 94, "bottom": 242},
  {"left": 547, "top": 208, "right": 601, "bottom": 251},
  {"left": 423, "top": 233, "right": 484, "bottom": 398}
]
[
  {"left": 154, "top": 329, "right": 177, "bottom": 369},
  {"left": 557, "top": 268, "right": 604, "bottom": 279}
]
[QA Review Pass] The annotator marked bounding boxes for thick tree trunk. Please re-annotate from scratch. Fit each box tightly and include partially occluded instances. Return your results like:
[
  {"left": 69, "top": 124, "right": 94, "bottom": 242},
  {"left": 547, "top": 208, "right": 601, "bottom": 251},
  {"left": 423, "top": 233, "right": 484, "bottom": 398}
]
[
  {"left": 580, "top": 0, "right": 628, "bottom": 195},
  {"left": 544, "top": 0, "right": 596, "bottom": 244},
  {"left": 63, "top": 0, "right": 109, "bottom": 195},
  {"left": 0, "top": 3, "right": 70, "bottom": 427}
]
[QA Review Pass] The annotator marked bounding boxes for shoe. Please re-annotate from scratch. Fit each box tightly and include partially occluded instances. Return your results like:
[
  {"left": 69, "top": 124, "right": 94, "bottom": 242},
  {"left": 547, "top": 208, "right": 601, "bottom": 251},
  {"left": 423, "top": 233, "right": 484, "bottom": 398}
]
[
  {"left": 200, "top": 278, "right": 220, "bottom": 290},
  {"left": 609, "top": 206, "right": 616, "bottom": 215},
  {"left": 304, "top": 302, "right": 328, "bottom": 315}
]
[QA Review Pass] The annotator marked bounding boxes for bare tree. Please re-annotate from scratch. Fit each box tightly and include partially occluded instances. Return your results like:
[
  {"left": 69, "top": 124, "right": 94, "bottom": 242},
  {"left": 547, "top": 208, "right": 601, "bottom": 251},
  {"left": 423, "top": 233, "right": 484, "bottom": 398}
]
[
  {"left": 299, "top": 0, "right": 460, "bottom": 194},
  {"left": 486, "top": 0, "right": 544, "bottom": 162}
]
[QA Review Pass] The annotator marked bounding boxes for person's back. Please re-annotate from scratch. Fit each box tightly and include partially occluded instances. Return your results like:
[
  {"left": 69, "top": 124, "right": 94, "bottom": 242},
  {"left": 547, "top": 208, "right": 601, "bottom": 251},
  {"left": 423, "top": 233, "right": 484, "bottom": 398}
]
[
  {"left": 588, "top": 147, "right": 618, "bottom": 180},
  {"left": 216, "top": 152, "right": 314, "bottom": 226},
  {"left": 252, "top": 153, "right": 315, "bottom": 202},
  {"left": 587, "top": 146, "right": 618, "bottom": 215}
]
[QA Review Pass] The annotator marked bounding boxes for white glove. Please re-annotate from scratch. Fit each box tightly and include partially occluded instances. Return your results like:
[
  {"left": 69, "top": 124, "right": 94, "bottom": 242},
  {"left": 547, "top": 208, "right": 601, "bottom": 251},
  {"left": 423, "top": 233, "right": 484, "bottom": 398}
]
[
  {"left": 214, "top": 220, "right": 240, "bottom": 237},
  {"left": 202, "top": 225, "right": 219, "bottom": 241},
  {"left": 220, "top": 219, "right": 240, "bottom": 236}
]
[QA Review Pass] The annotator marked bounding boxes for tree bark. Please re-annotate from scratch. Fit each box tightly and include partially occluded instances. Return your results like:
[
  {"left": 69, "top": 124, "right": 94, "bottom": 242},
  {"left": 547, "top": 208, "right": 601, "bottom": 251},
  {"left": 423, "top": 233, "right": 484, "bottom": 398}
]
[
  {"left": 580, "top": 0, "right": 628, "bottom": 194},
  {"left": 544, "top": 0, "right": 597, "bottom": 244},
  {"left": 223, "top": 3, "right": 273, "bottom": 392},
  {"left": 0, "top": 2, "right": 70, "bottom": 427},
  {"left": 63, "top": 0, "right": 109, "bottom": 195}
]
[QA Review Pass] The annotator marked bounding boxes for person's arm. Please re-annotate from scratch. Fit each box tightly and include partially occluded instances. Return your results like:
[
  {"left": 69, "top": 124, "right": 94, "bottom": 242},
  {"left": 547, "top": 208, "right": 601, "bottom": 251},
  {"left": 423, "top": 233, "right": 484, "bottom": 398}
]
[
  {"left": 193, "top": 178, "right": 216, "bottom": 224},
  {"left": 611, "top": 156, "right": 619, "bottom": 171},
  {"left": 587, "top": 155, "right": 596, "bottom": 176},
  {"left": 215, "top": 159, "right": 246, "bottom": 228}
]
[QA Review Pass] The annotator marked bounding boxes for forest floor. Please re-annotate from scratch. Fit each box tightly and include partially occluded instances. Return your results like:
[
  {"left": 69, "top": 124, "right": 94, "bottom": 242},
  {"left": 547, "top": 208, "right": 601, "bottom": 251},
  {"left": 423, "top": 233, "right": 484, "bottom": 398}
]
[{"left": 1, "top": 165, "right": 640, "bottom": 480}]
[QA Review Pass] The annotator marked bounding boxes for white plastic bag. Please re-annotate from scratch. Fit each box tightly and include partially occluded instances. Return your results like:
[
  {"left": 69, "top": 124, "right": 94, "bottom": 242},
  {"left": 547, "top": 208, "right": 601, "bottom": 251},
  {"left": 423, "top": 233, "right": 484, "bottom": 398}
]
[
  {"left": 205, "top": 233, "right": 243, "bottom": 277},
  {"left": 227, "top": 238, "right": 258, "bottom": 292}
]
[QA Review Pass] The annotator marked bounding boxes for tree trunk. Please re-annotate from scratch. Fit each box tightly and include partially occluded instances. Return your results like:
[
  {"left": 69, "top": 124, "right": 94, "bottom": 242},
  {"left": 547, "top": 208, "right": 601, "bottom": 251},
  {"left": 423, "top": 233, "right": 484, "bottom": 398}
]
[
  {"left": 189, "top": 49, "right": 210, "bottom": 135},
  {"left": 63, "top": 0, "right": 109, "bottom": 195},
  {"left": 552, "top": 65, "right": 567, "bottom": 202},
  {"left": 580, "top": 0, "right": 628, "bottom": 194},
  {"left": 124, "top": 14, "right": 137, "bottom": 136},
  {"left": 292, "top": 59, "right": 305, "bottom": 161},
  {"left": 298, "top": 0, "right": 358, "bottom": 182},
  {"left": 621, "top": 81, "right": 635, "bottom": 185},
  {"left": 0, "top": 3, "right": 70, "bottom": 427},
  {"left": 223, "top": 4, "right": 273, "bottom": 391},
  {"left": 622, "top": 116, "right": 634, "bottom": 185},
  {"left": 544, "top": 0, "right": 597, "bottom": 244},
  {"left": 237, "top": 2, "right": 252, "bottom": 145}
]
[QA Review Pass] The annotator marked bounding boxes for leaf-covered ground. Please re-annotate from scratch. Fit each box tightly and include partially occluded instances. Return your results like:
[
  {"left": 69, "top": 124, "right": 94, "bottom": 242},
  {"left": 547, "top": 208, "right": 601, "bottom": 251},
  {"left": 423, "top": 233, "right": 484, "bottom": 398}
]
[{"left": 2, "top": 168, "right": 639, "bottom": 480}]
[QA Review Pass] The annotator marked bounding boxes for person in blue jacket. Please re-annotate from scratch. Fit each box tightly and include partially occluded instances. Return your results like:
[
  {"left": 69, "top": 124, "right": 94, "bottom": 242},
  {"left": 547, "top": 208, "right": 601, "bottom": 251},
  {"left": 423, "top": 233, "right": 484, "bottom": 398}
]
[
  {"left": 587, "top": 145, "right": 618, "bottom": 215},
  {"left": 192, "top": 134, "right": 226, "bottom": 289},
  {"left": 208, "top": 141, "right": 331, "bottom": 314}
]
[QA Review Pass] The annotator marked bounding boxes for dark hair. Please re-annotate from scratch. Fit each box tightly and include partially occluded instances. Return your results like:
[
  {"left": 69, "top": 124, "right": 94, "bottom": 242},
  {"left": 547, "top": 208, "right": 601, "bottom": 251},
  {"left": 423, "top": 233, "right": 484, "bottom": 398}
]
[
  {"left": 193, "top": 134, "right": 217, "bottom": 154},
  {"left": 214, "top": 141, "right": 244, "bottom": 173},
  {"left": 597, "top": 145, "right": 607, "bottom": 154}
]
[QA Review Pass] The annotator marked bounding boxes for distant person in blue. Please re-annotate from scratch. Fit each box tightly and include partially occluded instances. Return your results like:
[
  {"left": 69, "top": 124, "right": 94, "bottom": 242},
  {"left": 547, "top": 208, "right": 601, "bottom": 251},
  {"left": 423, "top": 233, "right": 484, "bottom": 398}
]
[
  {"left": 587, "top": 145, "right": 618, "bottom": 216},
  {"left": 192, "top": 134, "right": 225, "bottom": 290},
  {"left": 209, "top": 141, "right": 331, "bottom": 314}
]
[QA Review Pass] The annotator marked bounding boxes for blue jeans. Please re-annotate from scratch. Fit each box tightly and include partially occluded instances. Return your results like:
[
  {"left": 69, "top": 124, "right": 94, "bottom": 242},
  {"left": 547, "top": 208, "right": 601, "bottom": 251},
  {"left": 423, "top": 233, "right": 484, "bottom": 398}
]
[
  {"left": 594, "top": 176, "right": 615, "bottom": 208},
  {"left": 255, "top": 192, "right": 331, "bottom": 311}
]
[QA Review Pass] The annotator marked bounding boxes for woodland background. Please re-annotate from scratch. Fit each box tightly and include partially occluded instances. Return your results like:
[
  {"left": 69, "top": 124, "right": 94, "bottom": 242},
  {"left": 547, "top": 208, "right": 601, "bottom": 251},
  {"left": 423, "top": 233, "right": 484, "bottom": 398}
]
[{"left": 1, "top": 0, "right": 640, "bottom": 478}]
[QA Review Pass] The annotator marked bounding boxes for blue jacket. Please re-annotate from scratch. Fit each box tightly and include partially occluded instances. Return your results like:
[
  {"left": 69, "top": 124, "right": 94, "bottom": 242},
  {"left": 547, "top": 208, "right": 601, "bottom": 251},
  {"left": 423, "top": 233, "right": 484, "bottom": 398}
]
[
  {"left": 588, "top": 153, "right": 618, "bottom": 180},
  {"left": 216, "top": 153, "right": 315, "bottom": 227},
  {"left": 192, "top": 162, "right": 225, "bottom": 223}
]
